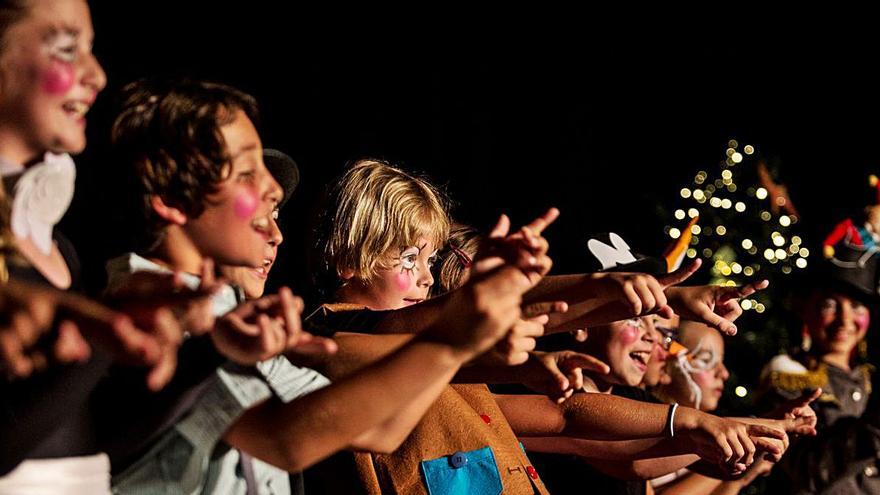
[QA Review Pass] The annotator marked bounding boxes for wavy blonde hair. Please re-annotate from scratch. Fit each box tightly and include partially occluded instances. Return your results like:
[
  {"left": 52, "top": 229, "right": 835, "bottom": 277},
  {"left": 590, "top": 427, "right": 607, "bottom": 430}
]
[{"left": 323, "top": 159, "right": 450, "bottom": 286}]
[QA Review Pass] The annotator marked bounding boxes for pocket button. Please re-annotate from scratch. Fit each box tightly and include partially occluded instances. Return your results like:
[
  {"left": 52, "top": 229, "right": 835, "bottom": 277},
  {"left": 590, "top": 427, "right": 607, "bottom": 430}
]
[{"left": 450, "top": 452, "right": 468, "bottom": 469}]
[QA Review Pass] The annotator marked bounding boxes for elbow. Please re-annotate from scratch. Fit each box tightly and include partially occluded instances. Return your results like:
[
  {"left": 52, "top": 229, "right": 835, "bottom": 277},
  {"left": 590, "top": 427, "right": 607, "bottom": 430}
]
[{"left": 267, "top": 438, "right": 322, "bottom": 473}]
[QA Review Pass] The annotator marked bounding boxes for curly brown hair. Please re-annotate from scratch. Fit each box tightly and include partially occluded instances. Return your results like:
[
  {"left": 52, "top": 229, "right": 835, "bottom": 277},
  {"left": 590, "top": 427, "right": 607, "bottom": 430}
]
[{"left": 111, "top": 79, "right": 259, "bottom": 250}]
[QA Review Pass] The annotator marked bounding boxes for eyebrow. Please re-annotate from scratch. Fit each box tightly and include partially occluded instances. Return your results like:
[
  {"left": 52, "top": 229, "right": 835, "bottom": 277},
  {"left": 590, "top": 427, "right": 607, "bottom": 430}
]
[{"left": 230, "top": 142, "right": 259, "bottom": 161}]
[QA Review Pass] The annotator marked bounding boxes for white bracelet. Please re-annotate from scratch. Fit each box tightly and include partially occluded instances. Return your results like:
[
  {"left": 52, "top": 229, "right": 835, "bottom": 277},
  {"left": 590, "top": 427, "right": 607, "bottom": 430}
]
[{"left": 667, "top": 403, "right": 679, "bottom": 438}]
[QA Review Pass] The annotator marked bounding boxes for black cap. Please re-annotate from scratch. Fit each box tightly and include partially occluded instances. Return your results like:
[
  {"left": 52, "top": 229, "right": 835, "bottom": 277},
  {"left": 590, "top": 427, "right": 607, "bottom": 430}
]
[
  {"left": 819, "top": 242, "right": 880, "bottom": 303},
  {"left": 263, "top": 149, "right": 300, "bottom": 211}
]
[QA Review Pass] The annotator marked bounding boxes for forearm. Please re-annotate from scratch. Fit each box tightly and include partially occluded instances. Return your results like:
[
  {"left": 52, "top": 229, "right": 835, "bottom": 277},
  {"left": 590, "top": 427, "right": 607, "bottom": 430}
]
[
  {"left": 657, "top": 472, "right": 724, "bottom": 495},
  {"left": 497, "top": 393, "right": 681, "bottom": 440},
  {"left": 307, "top": 332, "right": 413, "bottom": 380},
  {"left": 588, "top": 456, "right": 699, "bottom": 481},
  {"left": 520, "top": 435, "right": 696, "bottom": 461},
  {"left": 370, "top": 294, "right": 451, "bottom": 334},
  {"left": 225, "top": 337, "right": 466, "bottom": 472}
]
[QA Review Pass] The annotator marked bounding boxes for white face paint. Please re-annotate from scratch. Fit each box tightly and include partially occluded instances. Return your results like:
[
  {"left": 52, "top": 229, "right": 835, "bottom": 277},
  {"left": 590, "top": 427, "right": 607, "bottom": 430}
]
[{"left": 668, "top": 338, "right": 719, "bottom": 410}]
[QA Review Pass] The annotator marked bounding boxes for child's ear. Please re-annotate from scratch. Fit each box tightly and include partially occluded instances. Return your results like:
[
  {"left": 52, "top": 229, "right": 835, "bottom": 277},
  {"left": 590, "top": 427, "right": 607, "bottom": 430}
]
[{"left": 150, "top": 195, "right": 187, "bottom": 226}]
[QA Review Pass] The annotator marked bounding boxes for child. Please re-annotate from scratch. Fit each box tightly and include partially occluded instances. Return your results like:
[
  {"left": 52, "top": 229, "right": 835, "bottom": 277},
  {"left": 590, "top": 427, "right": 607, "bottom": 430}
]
[{"left": 102, "top": 79, "right": 535, "bottom": 494}]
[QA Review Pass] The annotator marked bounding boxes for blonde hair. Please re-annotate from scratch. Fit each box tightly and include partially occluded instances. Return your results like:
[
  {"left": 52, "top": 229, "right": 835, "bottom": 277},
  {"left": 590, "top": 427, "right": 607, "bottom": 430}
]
[{"left": 323, "top": 159, "right": 450, "bottom": 286}]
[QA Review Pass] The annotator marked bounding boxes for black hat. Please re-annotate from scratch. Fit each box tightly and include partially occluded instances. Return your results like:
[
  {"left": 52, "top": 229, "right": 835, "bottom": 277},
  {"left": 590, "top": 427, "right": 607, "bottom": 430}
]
[
  {"left": 585, "top": 232, "right": 669, "bottom": 276},
  {"left": 818, "top": 242, "right": 880, "bottom": 303},
  {"left": 263, "top": 149, "right": 300, "bottom": 211}
]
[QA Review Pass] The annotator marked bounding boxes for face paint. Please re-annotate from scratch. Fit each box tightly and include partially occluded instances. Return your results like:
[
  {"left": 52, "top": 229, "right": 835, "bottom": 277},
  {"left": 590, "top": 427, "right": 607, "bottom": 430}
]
[
  {"left": 855, "top": 306, "right": 871, "bottom": 331},
  {"left": 394, "top": 272, "right": 412, "bottom": 291},
  {"left": 42, "top": 60, "right": 76, "bottom": 95},
  {"left": 619, "top": 320, "right": 641, "bottom": 345},
  {"left": 668, "top": 338, "right": 719, "bottom": 410},
  {"left": 233, "top": 189, "right": 259, "bottom": 219}
]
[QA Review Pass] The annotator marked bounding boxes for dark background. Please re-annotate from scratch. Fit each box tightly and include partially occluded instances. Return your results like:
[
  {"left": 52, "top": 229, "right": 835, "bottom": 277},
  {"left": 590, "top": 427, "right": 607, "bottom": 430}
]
[{"left": 63, "top": 6, "right": 880, "bottom": 423}]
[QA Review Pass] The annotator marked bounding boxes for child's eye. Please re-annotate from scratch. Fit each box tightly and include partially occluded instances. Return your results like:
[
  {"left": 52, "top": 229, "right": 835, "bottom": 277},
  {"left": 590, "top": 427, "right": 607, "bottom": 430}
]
[
  {"left": 47, "top": 32, "right": 79, "bottom": 63},
  {"left": 236, "top": 170, "right": 256, "bottom": 183},
  {"left": 427, "top": 254, "right": 439, "bottom": 268},
  {"left": 400, "top": 255, "right": 417, "bottom": 271},
  {"left": 271, "top": 209, "right": 279, "bottom": 221},
  {"left": 820, "top": 298, "right": 837, "bottom": 314}
]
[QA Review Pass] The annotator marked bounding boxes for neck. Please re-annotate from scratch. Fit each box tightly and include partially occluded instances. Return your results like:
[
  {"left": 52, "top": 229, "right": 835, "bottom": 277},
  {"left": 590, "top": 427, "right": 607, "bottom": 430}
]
[
  {"left": 149, "top": 225, "right": 205, "bottom": 275},
  {"left": 822, "top": 351, "right": 852, "bottom": 371},
  {"left": 335, "top": 282, "right": 374, "bottom": 308},
  {"left": 0, "top": 128, "right": 43, "bottom": 171}
]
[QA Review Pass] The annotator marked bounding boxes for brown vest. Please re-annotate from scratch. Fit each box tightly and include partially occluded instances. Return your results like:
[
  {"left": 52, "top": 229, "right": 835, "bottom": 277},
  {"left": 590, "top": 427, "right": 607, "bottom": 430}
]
[
  {"left": 304, "top": 304, "right": 550, "bottom": 494},
  {"left": 308, "top": 384, "right": 549, "bottom": 494}
]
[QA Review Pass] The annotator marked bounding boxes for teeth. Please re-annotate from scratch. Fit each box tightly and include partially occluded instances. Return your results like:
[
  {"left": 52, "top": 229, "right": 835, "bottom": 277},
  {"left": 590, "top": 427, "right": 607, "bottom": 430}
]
[
  {"left": 63, "top": 101, "right": 89, "bottom": 117},
  {"left": 630, "top": 351, "right": 649, "bottom": 365}
]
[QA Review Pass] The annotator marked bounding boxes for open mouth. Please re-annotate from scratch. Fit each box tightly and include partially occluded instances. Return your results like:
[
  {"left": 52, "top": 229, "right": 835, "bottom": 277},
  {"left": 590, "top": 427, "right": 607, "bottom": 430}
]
[
  {"left": 62, "top": 101, "right": 90, "bottom": 122},
  {"left": 629, "top": 350, "right": 651, "bottom": 370},
  {"left": 252, "top": 257, "right": 274, "bottom": 279}
]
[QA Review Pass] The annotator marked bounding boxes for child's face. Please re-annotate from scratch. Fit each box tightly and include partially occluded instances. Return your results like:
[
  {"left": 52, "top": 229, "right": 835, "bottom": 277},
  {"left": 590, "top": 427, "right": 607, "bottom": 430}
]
[
  {"left": 220, "top": 213, "right": 282, "bottom": 299},
  {"left": 0, "top": 0, "right": 106, "bottom": 159},
  {"left": 348, "top": 238, "right": 438, "bottom": 310},
  {"left": 806, "top": 290, "right": 870, "bottom": 358},
  {"left": 666, "top": 328, "right": 728, "bottom": 411},
  {"left": 184, "top": 109, "right": 282, "bottom": 270},
  {"left": 591, "top": 317, "right": 656, "bottom": 387}
]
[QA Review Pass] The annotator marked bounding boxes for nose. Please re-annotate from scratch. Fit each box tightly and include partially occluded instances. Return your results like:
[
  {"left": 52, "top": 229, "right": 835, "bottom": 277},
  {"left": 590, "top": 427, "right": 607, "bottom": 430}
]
[
  {"left": 80, "top": 52, "right": 107, "bottom": 95},
  {"left": 417, "top": 259, "right": 435, "bottom": 289},
  {"left": 838, "top": 298, "right": 857, "bottom": 332},
  {"left": 717, "top": 362, "right": 730, "bottom": 381},
  {"left": 267, "top": 216, "right": 283, "bottom": 248}
]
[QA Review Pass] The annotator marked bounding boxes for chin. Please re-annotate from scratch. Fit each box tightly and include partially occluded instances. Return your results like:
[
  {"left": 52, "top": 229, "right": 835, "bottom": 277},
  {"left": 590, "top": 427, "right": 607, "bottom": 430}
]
[{"left": 51, "top": 132, "right": 87, "bottom": 155}]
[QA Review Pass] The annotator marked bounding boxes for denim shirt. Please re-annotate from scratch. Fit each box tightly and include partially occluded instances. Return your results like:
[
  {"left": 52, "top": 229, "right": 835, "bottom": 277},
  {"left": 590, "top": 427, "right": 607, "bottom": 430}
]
[{"left": 106, "top": 253, "right": 330, "bottom": 494}]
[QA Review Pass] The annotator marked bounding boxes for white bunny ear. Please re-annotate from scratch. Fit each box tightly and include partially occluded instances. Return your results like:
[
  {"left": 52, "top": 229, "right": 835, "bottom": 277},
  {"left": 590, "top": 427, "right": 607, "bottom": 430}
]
[
  {"left": 588, "top": 232, "right": 638, "bottom": 270},
  {"left": 609, "top": 233, "right": 631, "bottom": 252}
]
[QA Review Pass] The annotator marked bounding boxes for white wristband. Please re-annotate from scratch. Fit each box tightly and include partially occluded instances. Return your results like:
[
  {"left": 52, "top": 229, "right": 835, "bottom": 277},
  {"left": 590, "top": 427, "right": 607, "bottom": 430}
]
[{"left": 667, "top": 403, "right": 679, "bottom": 438}]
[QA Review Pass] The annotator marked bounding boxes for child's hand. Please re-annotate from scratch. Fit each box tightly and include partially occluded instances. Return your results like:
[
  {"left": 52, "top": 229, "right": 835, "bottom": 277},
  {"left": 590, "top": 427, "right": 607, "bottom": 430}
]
[
  {"left": 105, "top": 259, "right": 222, "bottom": 336},
  {"left": 1, "top": 280, "right": 182, "bottom": 391},
  {"left": 523, "top": 350, "right": 610, "bottom": 403},
  {"left": 473, "top": 208, "right": 559, "bottom": 287},
  {"left": 212, "top": 287, "right": 337, "bottom": 365},
  {"left": 665, "top": 279, "right": 769, "bottom": 336},
  {"left": 424, "top": 264, "right": 532, "bottom": 361},
  {"left": 677, "top": 408, "right": 786, "bottom": 475}
]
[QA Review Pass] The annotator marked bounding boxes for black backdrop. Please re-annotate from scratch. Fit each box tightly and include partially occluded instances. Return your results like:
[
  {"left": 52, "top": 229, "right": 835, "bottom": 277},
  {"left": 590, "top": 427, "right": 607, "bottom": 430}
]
[{"left": 65, "top": 5, "right": 880, "bottom": 352}]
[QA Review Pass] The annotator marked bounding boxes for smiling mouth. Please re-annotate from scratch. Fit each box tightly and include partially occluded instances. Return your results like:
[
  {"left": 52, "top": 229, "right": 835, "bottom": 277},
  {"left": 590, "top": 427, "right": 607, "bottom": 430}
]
[
  {"left": 629, "top": 350, "right": 650, "bottom": 369},
  {"left": 62, "top": 101, "right": 90, "bottom": 121},
  {"left": 403, "top": 298, "right": 424, "bottom": 305},
  {"left": 252, "top": 258, "right": 273, "bottom": 279}
]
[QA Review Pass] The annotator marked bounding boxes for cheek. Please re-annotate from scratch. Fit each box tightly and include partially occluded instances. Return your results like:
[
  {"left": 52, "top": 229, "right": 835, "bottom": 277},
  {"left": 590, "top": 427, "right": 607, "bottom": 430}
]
[
  {"left": 855, "top": 314, "right": 870, "bottom": 331},
  {"left": 393, "top": 272, "right": 412, "bottom": 292},
  {"left": 619, "top": 326, "right": 640, "bottom": 346},
  {"left": 41, "top": 61, "right": 76, "bottom": 96},
  {"left": 693, "top": 371, "right": 715, "bottom": 387},
  {"left": 233, "top": 189, "right": 259, "bottom": 220}
]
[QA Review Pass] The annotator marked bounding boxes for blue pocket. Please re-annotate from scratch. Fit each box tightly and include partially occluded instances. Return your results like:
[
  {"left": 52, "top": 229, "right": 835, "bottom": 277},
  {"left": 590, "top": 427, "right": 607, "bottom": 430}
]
[{"left": 420, "top": 446, "right": 503, "bottom": 495}]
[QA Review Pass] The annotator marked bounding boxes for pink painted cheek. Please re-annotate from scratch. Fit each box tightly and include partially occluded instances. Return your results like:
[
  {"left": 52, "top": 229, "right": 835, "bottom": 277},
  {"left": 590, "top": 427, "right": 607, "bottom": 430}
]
[
  {"left": 856, "top": 314, "right": 871, "bottom": 331},
  {"left": 42, "top": 60, "right": 76, "bottom": 96},
  {"left": 618, "top": 325, "right": 640, "bottom": 346},
  {"left": 394, "top": 272, "right": 412, "bottom": 292},
  {"left": 233, "top": 190, "right": 259, "bottom": 219}
]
